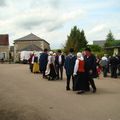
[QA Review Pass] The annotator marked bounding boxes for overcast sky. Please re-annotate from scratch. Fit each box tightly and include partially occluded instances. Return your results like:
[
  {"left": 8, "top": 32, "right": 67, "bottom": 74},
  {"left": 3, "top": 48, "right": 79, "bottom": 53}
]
[{"left": 0, "top": 0, "right": 120, "bottom": 49}]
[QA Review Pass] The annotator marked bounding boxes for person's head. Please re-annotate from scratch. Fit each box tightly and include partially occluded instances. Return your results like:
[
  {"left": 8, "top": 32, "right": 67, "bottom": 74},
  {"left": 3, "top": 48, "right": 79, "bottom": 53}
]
[
  {"left": 44, "top": 48, "right": 48, "bottom": 53},
  {"left": 84, "top": 47, "right": 91, "bottom": 56},
  {"left": 53, "top": 53, "right": 56, "bottom": 56},
  {"left": 57, "top": 49, "right": 62, "bottom": 55},
  {"left": 69, "top": 48, "right": 74, "bottom": 53},
  {"left": 77, "top": 52, "right": 84, "bottom": 60},
  {"left": 49, "top": 51, "right": 53, "bottom": 55}
]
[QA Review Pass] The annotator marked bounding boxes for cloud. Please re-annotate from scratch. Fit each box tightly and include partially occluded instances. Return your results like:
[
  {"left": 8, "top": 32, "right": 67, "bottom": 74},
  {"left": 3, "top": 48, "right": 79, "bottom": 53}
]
[
  {"left": 0, "top": 0, "right": 120, "bottom": 48},
  {"left": 49, "top": 0, "right": 60, "bottom": 8},
  {"left": 88, "top": 24, "right": 107, "bottom": 34},
  {"left": 11, "top": 6, "right": 85, "bottom": 33},
  {"left": 30, "top": 0, "right": 61, "bottom": 9},
  {"left": 0, "top": 0, "right": 6, "bottom": 7}
]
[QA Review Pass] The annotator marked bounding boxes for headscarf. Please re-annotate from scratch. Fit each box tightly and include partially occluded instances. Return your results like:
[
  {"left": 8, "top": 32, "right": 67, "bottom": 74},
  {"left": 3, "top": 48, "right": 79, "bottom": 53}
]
[{"left": 77, "top": 52, "right": 84, "bottom": 61}]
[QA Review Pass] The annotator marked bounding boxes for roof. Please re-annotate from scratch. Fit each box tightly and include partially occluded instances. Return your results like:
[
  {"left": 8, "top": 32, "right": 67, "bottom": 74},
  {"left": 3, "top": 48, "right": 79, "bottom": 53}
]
[
  {"left": 105, "top": 46, "right": 120, "bottom": 49},
  {"left": 14, "top": 33, "right": 49, "bottom": 45},
  {"left": 20, "top": 44, "right": 43, "bottom": 51},
  {"left": 0, "top": 34, "right": 9, "bottom": 46},
  {"left": 93, "top": 40, "right": 106, "bottom": 47}
]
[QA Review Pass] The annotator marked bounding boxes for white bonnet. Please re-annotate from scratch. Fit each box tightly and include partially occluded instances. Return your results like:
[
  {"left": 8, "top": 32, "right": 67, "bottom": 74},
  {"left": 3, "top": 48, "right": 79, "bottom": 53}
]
[
  {"left": 77, "top": 52, "right": 84, "bottom": 60},
  {"left": 77, "top": 52, "right": 82, "bottom": 58},
  {"left": 49, "top": 51, "right": 53, "bottom": 55}
]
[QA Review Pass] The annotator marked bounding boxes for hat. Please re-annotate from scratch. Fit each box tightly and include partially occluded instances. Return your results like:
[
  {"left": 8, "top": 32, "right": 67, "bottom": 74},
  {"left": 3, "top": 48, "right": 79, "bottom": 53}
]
[
  {"left": 49, "top": 51, "right": 53, "bottom": 55},
  {"left": 69, "top": 48, "right": 74, "bottom": 53},
  {"left": 44, "top": 48, "right": 48, "bottom": 52},
  {"left": 77, "top": 52, "right": 82, "bottom": 58},
  {"left": 84, "top": 47, "right": 91, "bottom": 52},
  {"left": 57, "top": 49, "right": 62, "bottom": 53}
]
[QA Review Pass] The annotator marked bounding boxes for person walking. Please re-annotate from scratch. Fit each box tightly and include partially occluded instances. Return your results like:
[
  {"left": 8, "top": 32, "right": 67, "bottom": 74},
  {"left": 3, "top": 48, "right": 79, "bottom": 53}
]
[
  {"left": 46, "top": 51, "right": 56, "bottom": 80},
  {"left": 28, "top": 53, "right": 34, "bottom": 72},
  {"left": 39, "top": 49, "right": 48, "bottom": 78},
  {"left": 110, "top": 55, "right": 119, "bottom": 78},
  {"left": 55, "top": 50, "right": 65, "bottom": 80},
  {"left": 32, "top": 53, "right": 39, "bottom": 73},
  {"left": 84, "top": 48, "right": 98, "bottom": 93},
  {"left": 73, "top": 52, "right": 88, "bottom": 94},
  {"left": 64, "top": 48, "right": 76, "bottom": 91},
  {"left": 100, "top": 55, "right": 109, "bottom": 77}
]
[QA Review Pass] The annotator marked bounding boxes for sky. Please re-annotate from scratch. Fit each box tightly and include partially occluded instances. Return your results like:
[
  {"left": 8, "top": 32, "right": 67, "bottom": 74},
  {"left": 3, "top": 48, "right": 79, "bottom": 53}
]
[{"left": 0, "top": 0, "right": 120, "bottom": 49}]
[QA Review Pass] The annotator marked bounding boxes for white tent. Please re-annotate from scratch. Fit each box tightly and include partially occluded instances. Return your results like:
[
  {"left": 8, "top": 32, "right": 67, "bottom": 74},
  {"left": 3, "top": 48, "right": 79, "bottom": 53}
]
[{"left": 20, "top": 51, "right": 42, "bottom": 61}]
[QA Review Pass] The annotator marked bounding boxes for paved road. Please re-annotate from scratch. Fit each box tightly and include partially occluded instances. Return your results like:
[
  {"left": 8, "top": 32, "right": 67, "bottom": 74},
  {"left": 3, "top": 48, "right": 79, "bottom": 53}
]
[{"left": 0, "top": 64, "right": 120, "bottom": 120}]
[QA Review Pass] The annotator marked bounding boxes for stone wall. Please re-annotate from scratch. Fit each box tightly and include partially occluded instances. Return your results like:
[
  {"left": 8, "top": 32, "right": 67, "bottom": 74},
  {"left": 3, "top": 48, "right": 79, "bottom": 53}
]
[
  {"left": 0, "top": 46, "right": 9, "bottom": 60},
  {"left": 14, "top": 40, "right": 50, "bottom": 62},
  {"left": 14, "top": 41, "right": 42, "bottom": 51}
]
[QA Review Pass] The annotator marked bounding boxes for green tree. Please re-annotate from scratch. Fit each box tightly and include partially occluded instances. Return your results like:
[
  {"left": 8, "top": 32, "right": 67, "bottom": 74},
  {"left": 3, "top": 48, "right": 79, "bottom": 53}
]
[
  {"left": 64, "top": 26, "right": 88, "bottom": 53},
  {"left": 104, "top": 30, "right": 115, "bottom": 47},
  {"left": 88, "top": 45, "right": 102, "bottom": 52},
  {"left": 79, "top": 30, "right": 88, "bottom": 51}
]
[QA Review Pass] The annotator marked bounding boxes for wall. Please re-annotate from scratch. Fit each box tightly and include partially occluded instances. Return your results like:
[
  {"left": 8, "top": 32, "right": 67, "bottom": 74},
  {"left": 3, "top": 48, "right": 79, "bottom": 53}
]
[
  {"left": 14, "top": 40, "right": 50, "bottom": 62},
  {"left": 0, "top": 46, "right": 9, "bottom": 60}
]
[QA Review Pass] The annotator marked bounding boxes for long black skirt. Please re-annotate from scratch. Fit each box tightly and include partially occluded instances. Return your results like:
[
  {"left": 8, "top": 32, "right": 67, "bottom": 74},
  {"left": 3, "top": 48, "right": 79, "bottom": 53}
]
[
  {"left": 48, "top": 64, "right": 56, "bottom": 80},
  {"left": 74, "top": 72, "right": 89, "bottom": 91}
]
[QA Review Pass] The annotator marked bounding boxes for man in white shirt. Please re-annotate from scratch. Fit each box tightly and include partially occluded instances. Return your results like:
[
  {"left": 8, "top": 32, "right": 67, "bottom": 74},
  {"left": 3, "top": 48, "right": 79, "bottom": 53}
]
[{"left": 55, "top": 50, "right": 65, "bottom": 80}]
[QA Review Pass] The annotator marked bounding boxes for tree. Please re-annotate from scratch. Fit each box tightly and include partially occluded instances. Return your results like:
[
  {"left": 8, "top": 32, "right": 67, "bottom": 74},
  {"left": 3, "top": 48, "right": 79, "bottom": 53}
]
[
  {"left": 88, "top": 45, "right": 102, "bottom": 52},
  {"left": 64, "top": 26, "right": 88, "bottom": 53},
  {"left": 104, "top": 30, "right": 115, "bottom": 47},
  {"left": 79, "top": 30, "right": 88, "bottom": 51}
]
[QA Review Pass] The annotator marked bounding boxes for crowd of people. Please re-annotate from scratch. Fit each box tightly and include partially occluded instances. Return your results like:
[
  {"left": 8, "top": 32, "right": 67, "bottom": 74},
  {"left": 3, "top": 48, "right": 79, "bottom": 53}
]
[
  {"left": 97, "top": 54, "right": 120, "bottom": 78},
  {"left": 28, "top": 48, "right": 120, "bottom": 94}
]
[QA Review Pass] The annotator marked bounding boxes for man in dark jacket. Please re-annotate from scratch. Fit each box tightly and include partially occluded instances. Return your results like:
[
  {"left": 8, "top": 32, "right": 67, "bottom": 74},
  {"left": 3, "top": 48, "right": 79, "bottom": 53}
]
[
  {"left": 84, "top": 48, "right": 97, "bottom": 93},
  {"left": 118, "top": 55, "right": 120, "bottom": 76},
  {"left": 64, "top": 48, "right": 76, "bottom": 91},
  {"left": 55, "top": 50, "right": 65, "bottom": 80},
  {"left": 110, "top": 55, "right": 119, "bottom": 78},
  {"left": 39, "top": 49, "right": 48, "bottom": 78}
]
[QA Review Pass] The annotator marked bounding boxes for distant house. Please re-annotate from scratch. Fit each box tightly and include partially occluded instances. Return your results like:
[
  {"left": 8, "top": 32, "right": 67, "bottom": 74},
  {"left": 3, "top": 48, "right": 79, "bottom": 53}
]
[
  {"left": 93, "top": 40, "right": 106, "bottom": 47},
  {"left": 105, "top": 46, "right": 120, "bottom": 55},
  {"left": 0, "top": 34, "right": 9, "bottom": 61},
  {"left": 93, "top": 40, "right": 120, "bottom": 55},
  {"left": 14, "top": 33, "right": 50, "bottom": 62}
]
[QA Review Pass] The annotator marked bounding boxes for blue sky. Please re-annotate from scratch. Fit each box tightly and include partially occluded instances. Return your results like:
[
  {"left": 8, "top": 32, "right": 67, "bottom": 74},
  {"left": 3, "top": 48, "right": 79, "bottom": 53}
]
[{"left": 0, "top": 0, "right": 120, "bottom": 49}]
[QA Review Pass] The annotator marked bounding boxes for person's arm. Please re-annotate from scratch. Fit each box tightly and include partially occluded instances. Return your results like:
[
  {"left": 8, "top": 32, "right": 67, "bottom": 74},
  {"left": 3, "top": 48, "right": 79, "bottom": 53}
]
[{"left": 73, "top": 59, "right": 79, "bottom": 75}]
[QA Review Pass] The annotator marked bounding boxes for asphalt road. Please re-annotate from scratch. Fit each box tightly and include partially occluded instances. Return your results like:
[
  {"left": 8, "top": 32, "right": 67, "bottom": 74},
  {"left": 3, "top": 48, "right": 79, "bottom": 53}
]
[{"left": 0, "top": 64, "right": 120, "bottom": 120}]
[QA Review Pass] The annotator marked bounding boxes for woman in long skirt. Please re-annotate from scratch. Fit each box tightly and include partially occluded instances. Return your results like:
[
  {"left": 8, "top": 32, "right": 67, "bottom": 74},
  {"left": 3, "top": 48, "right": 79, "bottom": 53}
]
[
  {"left": 73, "top": 52, "right": 88, "bottom": 94},
  {"left": 45, "top": 51, "right": 56, "bottom": 80},
  {"left": 32, "top": 54, "right": 39, "bottom": 73}
]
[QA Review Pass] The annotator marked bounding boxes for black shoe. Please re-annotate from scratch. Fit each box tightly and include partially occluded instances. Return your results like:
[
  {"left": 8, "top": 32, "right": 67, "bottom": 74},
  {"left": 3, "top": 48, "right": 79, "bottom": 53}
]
[
  {"left": 85, "top": 89, "right": 90, "bottom": 92},
  {"left": 66, "top": 87, "right": 70, "bottom": 91},
  {"left": 77, "top": 91, "right": 85, "bottom": 94},
  {"left": 93, "top": 89, "right": 96, "bottom": 93}
]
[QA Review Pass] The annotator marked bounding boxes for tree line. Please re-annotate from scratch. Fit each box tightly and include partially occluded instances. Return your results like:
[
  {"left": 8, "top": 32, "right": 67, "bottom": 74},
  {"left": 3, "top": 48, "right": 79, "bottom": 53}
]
[{"left": 63, "top": 26, "right": 120, "bottom": 55}]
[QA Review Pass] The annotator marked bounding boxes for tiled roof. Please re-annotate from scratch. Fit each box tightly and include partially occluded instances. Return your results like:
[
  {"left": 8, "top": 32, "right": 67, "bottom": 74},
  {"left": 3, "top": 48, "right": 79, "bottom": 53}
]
[
  {"left": 0, "top": 34, "right": 9, "bottom": 46},
  {"left": 14, "top": 33, "right": 49, "bottom": 45}
]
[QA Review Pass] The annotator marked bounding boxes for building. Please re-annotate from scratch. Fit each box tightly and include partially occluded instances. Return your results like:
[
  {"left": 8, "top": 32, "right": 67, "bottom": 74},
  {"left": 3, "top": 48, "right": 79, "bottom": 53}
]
[
  {"left": 0, "top": 34, "right": 9, "bottom": 61},
  {"left": 93, "top": 40, "right": 106, "bottom": 47},
  {"left": 14, "top": 33, "right": 50, "bottom": 62},
  {"left": 105, "top": 46, "right": 120, "bottom": 55},
  {"left": 9, "top": 46, "right": 14, "bottom": 62}
]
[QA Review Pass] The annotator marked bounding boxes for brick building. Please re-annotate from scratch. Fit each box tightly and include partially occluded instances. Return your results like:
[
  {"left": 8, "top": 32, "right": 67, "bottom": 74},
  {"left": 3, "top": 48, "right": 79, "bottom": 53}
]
[{"left": 0, "top": 34, "right": 9, "bottom": 61}]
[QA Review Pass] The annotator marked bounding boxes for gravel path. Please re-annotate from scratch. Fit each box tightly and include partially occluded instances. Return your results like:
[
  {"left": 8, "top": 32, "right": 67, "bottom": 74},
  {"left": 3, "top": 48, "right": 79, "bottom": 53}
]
[{"left": 0, "top": 64, "right": 120, "bottom": 120}]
